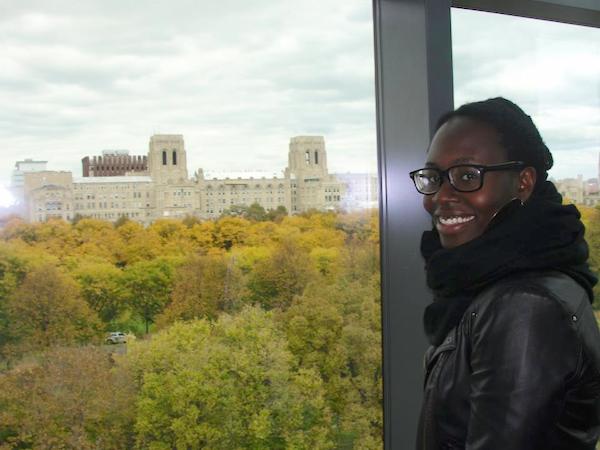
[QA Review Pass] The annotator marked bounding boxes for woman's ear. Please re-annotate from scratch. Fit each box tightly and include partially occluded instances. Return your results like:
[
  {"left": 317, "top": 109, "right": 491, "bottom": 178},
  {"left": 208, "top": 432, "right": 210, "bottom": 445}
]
[{"left": 517, "top": 167, "right": 537, "bottom": 202}]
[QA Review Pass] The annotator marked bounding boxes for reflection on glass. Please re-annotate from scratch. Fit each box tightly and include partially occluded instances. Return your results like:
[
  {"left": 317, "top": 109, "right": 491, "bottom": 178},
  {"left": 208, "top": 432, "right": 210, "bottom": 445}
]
[
  {"left": 452, "top": 9, "right": 600, "bottom": 184},
  {"left": 452, "top": 9, "right": 600, "bottom": 449},
  {"left": 0, "top": 2, "right": 381, "bottom": 449}
]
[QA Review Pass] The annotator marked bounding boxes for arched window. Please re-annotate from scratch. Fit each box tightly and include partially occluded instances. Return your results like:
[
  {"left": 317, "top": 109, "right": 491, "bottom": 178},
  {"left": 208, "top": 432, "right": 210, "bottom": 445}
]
[
  {"left": 314, "top": 150, "right": 319, "bottom": 165},
  {"left": 162, "top": 150, "right": 167, "bottom": 165},
  {"left": 172, "top": 150, "right": 177, "bottom": 165}
]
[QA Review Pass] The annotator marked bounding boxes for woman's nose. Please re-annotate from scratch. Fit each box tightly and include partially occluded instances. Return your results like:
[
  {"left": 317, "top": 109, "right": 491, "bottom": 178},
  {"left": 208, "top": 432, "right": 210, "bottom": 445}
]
[{"left": 433, "top": 177, "right": 459, "bottom": 204}]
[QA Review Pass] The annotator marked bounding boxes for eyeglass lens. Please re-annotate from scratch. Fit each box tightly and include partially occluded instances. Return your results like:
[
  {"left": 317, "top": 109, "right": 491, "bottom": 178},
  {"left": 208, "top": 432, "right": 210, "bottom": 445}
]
[{"left": 413, "top": 166, "right": 482, "bottom": 194}]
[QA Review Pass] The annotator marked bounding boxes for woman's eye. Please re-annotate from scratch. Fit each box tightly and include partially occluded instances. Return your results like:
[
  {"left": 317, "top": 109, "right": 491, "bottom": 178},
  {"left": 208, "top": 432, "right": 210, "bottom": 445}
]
[{"left": 461, "top": 172, "right": 478, "bottom": 181}]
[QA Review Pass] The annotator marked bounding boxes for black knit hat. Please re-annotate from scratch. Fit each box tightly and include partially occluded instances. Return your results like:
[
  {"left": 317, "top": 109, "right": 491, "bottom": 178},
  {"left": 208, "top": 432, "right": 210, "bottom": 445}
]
[{"left": 436, "top": 97, "right": 553, "bottom": 192}]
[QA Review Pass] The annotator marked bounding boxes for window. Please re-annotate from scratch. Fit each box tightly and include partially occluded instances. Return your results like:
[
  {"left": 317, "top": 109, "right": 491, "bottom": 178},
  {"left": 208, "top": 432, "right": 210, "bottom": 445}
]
[{"left": 1, "top": 1, "right": 380, "bottom": 449}]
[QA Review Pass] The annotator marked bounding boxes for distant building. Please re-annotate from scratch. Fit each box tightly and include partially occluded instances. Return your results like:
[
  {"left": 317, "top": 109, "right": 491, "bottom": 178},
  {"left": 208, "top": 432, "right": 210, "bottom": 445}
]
[
  {"left": 22, "top": 135, "right": 354, "bottom": 225},
  {"left": 10, "top": 159, "right": 49, "bottom": 214},
  {"left": 82, "top": 150, "right": 147, "bottom": 177},
  {"left": 554, "top": 175, "right": 600, "bottom": 207},
  {"left": 11, "top": 159, "right": 48, "bottom": 191},
  {"left": 334, "top": 172, "right": 379, "bottom": 211}
]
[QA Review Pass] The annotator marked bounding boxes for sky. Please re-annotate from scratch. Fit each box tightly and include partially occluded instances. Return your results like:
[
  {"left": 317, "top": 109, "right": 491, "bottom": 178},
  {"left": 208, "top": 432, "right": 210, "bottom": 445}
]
[{"left": 0, "top": 2, "right": 598, "bottom": 193}]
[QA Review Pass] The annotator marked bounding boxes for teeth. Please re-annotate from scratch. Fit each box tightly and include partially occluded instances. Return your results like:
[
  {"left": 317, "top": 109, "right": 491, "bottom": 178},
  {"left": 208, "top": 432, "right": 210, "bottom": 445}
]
[{"left": 438, "top": 216, "right": 475, "bottom": 225}]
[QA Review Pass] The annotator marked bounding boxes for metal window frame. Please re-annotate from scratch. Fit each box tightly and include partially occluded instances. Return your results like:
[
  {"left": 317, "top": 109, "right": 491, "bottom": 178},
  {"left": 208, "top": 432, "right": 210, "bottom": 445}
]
[{"left": 374, "top": 1, "right": 600, "bottom": 449}]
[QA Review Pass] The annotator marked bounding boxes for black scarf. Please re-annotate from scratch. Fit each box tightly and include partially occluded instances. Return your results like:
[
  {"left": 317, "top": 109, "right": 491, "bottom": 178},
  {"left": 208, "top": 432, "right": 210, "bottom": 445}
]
[{"left": 421, "top": 181, "right": 597, "bottom": 346}]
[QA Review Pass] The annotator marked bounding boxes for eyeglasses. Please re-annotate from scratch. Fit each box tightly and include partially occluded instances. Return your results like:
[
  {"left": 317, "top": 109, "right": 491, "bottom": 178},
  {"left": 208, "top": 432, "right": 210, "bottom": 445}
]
[{"left": 409, "top": 161, "right": 525, "bottom": 195}]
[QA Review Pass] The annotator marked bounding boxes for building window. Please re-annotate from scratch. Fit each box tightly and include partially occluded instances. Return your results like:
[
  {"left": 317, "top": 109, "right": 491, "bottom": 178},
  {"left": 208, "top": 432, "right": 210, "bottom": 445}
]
[
  {"left": 315, "top": 150, "right": 319, "bottom": 165},
  {"left": 162, "top": 150, "right": 167, "bottom": 165},
  {"left": 172, "top": 150, "right": 177, "bottom": 165},
  {"left": 305, "top": 150, "right": 310, "bottom": 165}
]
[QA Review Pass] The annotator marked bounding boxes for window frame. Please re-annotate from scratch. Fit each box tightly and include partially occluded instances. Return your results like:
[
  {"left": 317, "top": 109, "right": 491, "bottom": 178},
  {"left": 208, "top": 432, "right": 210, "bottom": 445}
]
[{"left": 373, "top": 1, "right": 600, "bottom": 448}]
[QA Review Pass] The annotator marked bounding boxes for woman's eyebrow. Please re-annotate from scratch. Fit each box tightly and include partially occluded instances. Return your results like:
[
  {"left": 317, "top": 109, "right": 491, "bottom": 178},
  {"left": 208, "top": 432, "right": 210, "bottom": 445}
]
[
  {"left": 452, "top": 157, "right": 476, "bottom": 164},
  {"left": 424, "top": 157, "right": 475, "bottom": 168}
]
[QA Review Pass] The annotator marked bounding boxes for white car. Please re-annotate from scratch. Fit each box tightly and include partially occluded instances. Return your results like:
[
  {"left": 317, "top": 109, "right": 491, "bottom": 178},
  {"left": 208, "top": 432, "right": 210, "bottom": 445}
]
[{"left": 105, "top": 332, "right": 127, "bottom": 344}]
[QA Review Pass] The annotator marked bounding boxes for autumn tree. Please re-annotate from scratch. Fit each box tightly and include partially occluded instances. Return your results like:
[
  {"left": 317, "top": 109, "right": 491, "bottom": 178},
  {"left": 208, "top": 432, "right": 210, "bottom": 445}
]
[
  {"left": 282, "top": 280, "right": 382, "bottom": 449},
  {"left": 156, "top": 254, "right": 244, "bottom": 327},
  {"left": 247, "top": 237, "right": 317, "bottom": 309},
  {"left": 578, "top": 205, "right": 600, "bottom": 307},
  {"left": 122, "top": 259, "right": 174, "bottom": 333},
  {"left": 0, "top": 346, "right": 136, "bottom": 449},
  {"left": 7, "top": 264, "right": 101, "bottom": 354},
  {"left": 213, "top": 216, "right": 251, "bottom": 250},
  {"left": 72, "top": 261, "right": 127, "bottom": 324},
  {"left": 130, "top": 307, "right": 334, "bottom": 449},
  {"left": 266, "top": 205, "right": 288, "bottom": 222}
]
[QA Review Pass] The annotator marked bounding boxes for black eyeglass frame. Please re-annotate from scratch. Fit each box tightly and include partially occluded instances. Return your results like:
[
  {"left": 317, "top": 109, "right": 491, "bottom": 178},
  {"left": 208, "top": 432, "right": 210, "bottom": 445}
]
[{"left": 408, "top": 161, "right": 526, "bottom": 195}]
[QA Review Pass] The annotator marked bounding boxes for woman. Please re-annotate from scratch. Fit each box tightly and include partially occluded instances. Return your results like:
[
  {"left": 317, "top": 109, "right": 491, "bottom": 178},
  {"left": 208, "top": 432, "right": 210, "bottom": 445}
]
[{"left": 410, "top": 97, "right": 600, "bottom": 449}]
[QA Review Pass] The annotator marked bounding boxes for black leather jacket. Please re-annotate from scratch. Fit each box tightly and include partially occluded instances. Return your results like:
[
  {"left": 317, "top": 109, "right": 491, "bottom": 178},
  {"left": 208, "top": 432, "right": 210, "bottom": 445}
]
[{"left": 417, "top": 270, "right": 600, "bottom": 450}]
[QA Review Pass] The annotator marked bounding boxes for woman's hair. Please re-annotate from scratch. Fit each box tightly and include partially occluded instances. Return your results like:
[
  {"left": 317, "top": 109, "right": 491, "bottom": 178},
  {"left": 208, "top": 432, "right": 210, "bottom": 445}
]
[{"left": 436, "top": 97, "right": 553, "bottom": 192}]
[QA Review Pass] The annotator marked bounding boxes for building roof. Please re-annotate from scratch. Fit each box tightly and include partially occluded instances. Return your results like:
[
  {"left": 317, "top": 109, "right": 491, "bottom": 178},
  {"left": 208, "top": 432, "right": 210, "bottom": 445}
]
[
  {"left": 73, "top": 176, "right": 153, "bottom": 184},
  {"left": 203, "top": 170, "right": 284, "bottom": 180}
]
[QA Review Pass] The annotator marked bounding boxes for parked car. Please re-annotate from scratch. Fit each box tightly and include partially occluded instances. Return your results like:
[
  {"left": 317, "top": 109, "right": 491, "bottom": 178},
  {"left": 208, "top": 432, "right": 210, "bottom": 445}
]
[{"left": 105, "top": 332, "right": 127, "bottom": 344}]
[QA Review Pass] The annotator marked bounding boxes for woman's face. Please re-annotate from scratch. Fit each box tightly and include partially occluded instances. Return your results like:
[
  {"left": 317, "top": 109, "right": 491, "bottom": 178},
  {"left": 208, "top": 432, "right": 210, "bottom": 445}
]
[{"left": 423, "top": 117, "right": 523, "bottom": 249}]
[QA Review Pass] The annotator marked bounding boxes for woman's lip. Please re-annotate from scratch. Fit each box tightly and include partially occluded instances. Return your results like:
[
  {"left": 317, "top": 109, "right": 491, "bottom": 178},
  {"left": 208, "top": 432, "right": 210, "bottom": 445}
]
[{"left": 435, "top": 215, "right": 476, "bottom": 234}]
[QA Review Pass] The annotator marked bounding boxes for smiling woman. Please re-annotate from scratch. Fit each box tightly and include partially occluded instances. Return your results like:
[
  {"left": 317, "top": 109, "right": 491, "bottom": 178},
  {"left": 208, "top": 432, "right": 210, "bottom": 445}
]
[{"left": 412, "top": 97, "right": 600, "bottom": 449}]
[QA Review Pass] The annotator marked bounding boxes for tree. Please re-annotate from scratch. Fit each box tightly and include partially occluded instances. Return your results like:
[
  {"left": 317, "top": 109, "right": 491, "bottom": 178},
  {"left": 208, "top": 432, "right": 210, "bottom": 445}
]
[
  {"left": 282, "top": 280, "right": 382, "bottom": 449},
  {"left": 130, "top": 307, "right": 334, "bottom": 449},
  {"left": 156, "top": 254, "right": 244, "bottom": 327},
  {"left": 578, "top": 205, "right": 600, "bottom": 307},
  {"left": 114, "top": 220, "right": 159, "bottom": 266},
  {"left": 247, "top": 202, "right": 268, "bottom": 221},
  {"left": 113, "top": 214, "right": 131, "bottom": 228},
  {"left": 213, "top": 216, "right": 251, "bottom": 250},
  {"left": 6, "top": 264, "right": 101, "bottom": 354},
  {"left": 247, "top": 238, "right": 317, "bottom": 309},
  {"left": 0, "top": 346, "right": 136, "bottom": 449},
  {"left": 266, "top": 205, "right": 288, "bottom": 222},
  {"left": 72, "top": 261, "right": 127, "bottom": 324},
  {"left": 122, "top": 259, "right": 174, "bottom": 333}
]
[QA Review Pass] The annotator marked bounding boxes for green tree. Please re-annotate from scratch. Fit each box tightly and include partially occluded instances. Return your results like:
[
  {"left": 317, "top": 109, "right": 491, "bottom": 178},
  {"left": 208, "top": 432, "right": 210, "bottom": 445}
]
[
  {"left": 266, "top": 205, "right": 288, "bottom": 222},
  {"left": 282, "top": 280, "right": 382, "bottom": 449},
  {"left": 72, "top": 261, "right": 127, "bottom": 324},
  {"left": 130, "top": 307, "right": 334, "bottom": 449},
  {"left": 123, "top": 259, "right": 174, "bottom": 333}
]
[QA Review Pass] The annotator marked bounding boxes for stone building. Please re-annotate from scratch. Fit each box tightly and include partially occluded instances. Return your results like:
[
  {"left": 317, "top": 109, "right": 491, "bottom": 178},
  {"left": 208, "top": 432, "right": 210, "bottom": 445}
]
[
  {"left": 22, "top": 134, "right": 352, "bottom": 225},
  {"left": 554, "top": 174, "right": 600, "bottom": 207},
  {"left": 82, "top": 150, "right": 147, "bottom": 177}
]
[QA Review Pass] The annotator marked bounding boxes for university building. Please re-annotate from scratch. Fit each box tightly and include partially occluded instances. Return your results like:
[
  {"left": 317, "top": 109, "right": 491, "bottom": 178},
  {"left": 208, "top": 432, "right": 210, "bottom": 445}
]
[
  {"left": 21, "top": 135, "right": 370, "bottom": 225},
  {"left": 82, "top": 150, "right": 147, "bottom": 177}
]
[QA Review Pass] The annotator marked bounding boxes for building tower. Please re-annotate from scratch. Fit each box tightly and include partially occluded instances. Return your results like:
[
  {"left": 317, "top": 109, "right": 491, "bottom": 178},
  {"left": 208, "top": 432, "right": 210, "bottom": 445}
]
[
  {"left": 287, "top": 136, "right": 328, "bottom": 179},
  {"left": 147, "top": 134, "right": 188, "bottom": 184}
]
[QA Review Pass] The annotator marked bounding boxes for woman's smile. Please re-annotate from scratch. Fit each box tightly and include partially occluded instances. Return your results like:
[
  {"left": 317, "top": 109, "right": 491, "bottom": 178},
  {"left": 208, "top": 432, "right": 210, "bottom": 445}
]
[{"left": 423, "top": 117, "right": 521, "bottom": 248}]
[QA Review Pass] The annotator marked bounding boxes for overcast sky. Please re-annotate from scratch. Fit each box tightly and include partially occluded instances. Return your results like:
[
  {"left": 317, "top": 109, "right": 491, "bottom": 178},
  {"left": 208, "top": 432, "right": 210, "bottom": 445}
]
[{"left": 0, "top": 2, "right": 598, "bottom": 189}]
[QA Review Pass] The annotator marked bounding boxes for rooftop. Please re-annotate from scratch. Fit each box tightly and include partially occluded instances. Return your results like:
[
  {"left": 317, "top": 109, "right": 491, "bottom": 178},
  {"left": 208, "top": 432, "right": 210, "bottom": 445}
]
[{"left": 73, "top": 176, "right": 153, "bottom": 184}]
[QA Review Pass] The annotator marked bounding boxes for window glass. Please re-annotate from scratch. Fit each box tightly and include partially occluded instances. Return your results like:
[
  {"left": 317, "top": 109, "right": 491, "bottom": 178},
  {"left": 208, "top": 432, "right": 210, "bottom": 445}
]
[
  {"left": 0, "top": 2, "right": 381, "bottom": 449},
  {"left": 452, "top": 6, "right": 600, "bottom": 431},
  {"left": 452, "top": 9, "right": 600, "bottom": 183}
]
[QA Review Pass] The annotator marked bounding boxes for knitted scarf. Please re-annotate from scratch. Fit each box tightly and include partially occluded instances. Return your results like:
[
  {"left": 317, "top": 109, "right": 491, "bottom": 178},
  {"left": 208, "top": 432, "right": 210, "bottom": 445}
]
[{"left": 421, "top": 181, "right": 597, "bottom": 346}]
